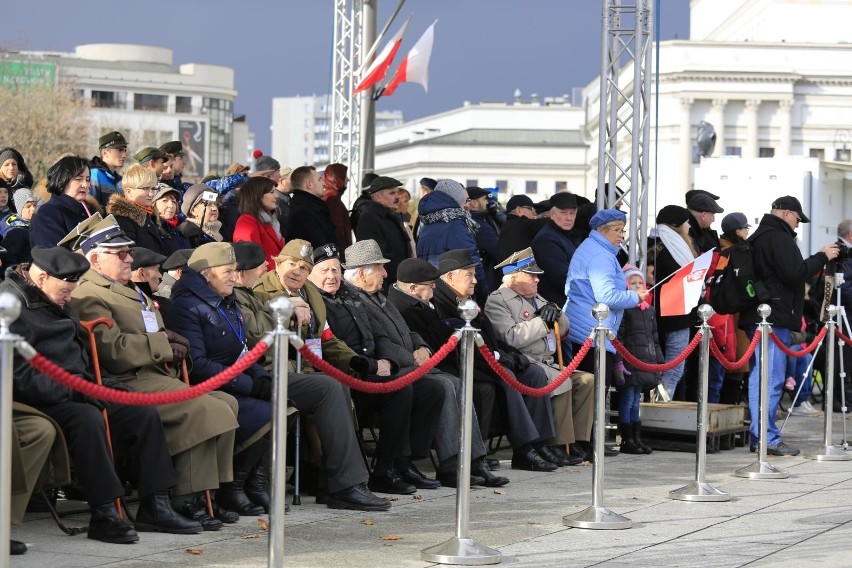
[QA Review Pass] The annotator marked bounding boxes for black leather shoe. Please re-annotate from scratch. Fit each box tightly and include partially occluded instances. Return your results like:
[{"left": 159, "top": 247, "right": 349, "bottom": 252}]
[
  {"left": 368, "top": 468, "right": 417, "bottom": 495},
  {"left": 400, "top": 463, "right": 441, "bottom": 489},
  {"left": 486, "top": 458, "right": 501, "bottom": 471},
  {"left": 87, "top": 503, "right": 139, "bottom": 544},
  {"left": 10, "top": 539, "right": 27, "bottom": 555},
  {"left": 472, "top": 459, "right": 510, "bottom": 487},
  {"left": 511, "top": 449, "right": 557, "bottom": 472},
  {"left": 178, "top": 501, "right": 223, "bottom": 531},
  {"left": 577, "top": 440, "right": 618, "bottom": 458},
  {"left": 548, "top": 445, "right": 583, "bottom": 466},
  {"left": 315, "top": 488, "right": 330, "bottom": 505},
  {"left": 569, "top": 443, "right": 590, "bottom": 462},
  {"left": 767, "top": 442, "right": 800, "bottom": 456},
  {"left": 435, "top": 469, "right": 485, "bottom": 488},
  {"left": 328, "top": 483, "right": 391, "bottom": 511},
  {"left": 539, "top": 445, "right": 570, "bottom": 467},
  {"left": 135, "top": 492, "right": 202, "bottom": 535},
  {"left": 212, "top": 500, "right": 240, "bottom": 524}
]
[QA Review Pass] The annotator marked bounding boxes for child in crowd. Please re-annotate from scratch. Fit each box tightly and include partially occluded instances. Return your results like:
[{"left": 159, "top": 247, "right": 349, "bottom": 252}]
[{"left": 615, "top": 264, "right": 664, "bottom": 454}]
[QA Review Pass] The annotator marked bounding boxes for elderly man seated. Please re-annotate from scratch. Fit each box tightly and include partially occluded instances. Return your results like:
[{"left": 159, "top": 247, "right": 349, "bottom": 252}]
[
  {"left": 308, "top": 243, "right": 446, "bottom": 493},
  {"left": 251, "top": 239, "right": 392, "bottom": 510},
  {"left": 2, "top": 245, "right": 203, "bottom": 542},
  {"left": 432, "top": 249, "right": 569, "bottom": 471},
  {"left": 67, "top": 215, "right": 240, "bottom": 530},
  {"left": 342, "top": 240, "right": 510, "bottom": 486},
  {"left": 485, "top": 248, "right": 594, "bottom": 464}
]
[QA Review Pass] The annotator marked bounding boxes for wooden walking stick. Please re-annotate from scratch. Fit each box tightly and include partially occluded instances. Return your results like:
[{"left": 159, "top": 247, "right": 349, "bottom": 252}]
[
  {"left": 80, "top": 317, "right": 123, "bottom": 519},
  {"left": 553, "top": 320, "right": 565, "bottom": 371}
]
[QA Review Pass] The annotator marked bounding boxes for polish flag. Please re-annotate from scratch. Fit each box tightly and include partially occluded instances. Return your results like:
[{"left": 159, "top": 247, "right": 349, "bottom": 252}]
[
  {"left": 381, "top": 20, "right": 437, "bottom": 97},
  {"left": 353, "top": 17, "right": 411, "bottom": 94},
  {"left": 659, "top": 250, "right": 715, "bottom": 317}
]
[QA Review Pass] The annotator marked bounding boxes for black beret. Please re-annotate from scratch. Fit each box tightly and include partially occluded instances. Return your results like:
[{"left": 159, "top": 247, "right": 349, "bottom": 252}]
[
  {"left": 159, "top": 141, "right": 183, "bottom": 156},
  {"left": 31, "top": 246, "right": 90, "bottom": 282},
  {"left": 367, "top": 176, "right": 403, "bottom": 194},
  {"left": 437, "top": 249, "right": 478, "bottom": 273},
  {"left": 312, "top": 243, "right": 341, "bottom": 266},
  {"left": 130, "top": 247, "right": 167, "bottom": 271},
  {"left": 233, "top": 241, "right": 267, "bottom": 271},
  {"left": 397, "top": 258, "right": 441, "bottom": 284},
  {"left": 656, "top": 205, "right": 691, "bottom": 226},
  {"left": 161, "top": 249, "right": 193, "bottom": 271},
  {"left": 550, "top": 192, "right": 578, "bottom": 210}
]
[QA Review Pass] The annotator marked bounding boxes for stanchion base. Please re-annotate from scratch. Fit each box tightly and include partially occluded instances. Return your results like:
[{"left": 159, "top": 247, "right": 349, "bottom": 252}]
[
  {"left": 734, "top": 460, "right": 789, "bottom": 479},
  {"left": 807, "top": 445, "right": 852, "bottom": 461},
  {"left": 421, "top": 537, "right": 502, "bottom": 566},
  {"left": 562, "top": 506, "right": 632, "bottom": 530},
  {"left": 668, "top": 481, "right": 731, "bottom": 501}
]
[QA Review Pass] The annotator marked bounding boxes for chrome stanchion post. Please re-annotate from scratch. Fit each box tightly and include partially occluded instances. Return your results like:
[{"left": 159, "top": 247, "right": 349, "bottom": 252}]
[
  {"left": 670, "top": 304, "right": 730, "bottom": 501},
  {"left": 735, "top": 304, "right": 789, "bottom": 479},
  {"left": 422, "top": 299, "right": 501, "bottom": 566},
  {"left": 808, "top": 306, "right": 852, "bottom": 461},
  {"left": 267, "top": 297, "right": 294, "bottom": 567},
  {"left": 0, "top": 293, "right": 22, "bottom": 562},
  {"left": 563, "top": 303, "right": 632, "bottom": 530}
]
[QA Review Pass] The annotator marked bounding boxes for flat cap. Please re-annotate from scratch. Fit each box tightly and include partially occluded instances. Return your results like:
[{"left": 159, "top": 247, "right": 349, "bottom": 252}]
[
  {"left": 134, "top": 146, "right": 167, "bottom": 164},
  {"left": 152, "top": 183, "right": 180, "bottom": 203},
  {"left": 312, "top": 243, "right": 341, "bottom": 266},
  {"left": 130, "top": 247, "right": 167, "bottom": 271},
  {"left": 550, "top": 192, "right": 578, "bottom": 210},
  {"left": 162, "top": 249, "right": 193, "bottom": 271},
  {"left": 589, "top": 208, "right": 627, "bottom": 230},
  {"left": 397, "top": 258, "right": 442, "bottom": 284},
  {"left": 506, "top": 195, "right": 534, "bottom": 212},
  {"left": 342, "top": 240, "right": 389, "bottom": 269},
  {"left": 233, "top": 241, "right": 267, "bottom": 271},
  {"left": 495, "top": 247, "right": 544, "bottom": 275},
  {"left": 159, "top": 141, "right": 183, "bottom": 157},
  {"left": 721, "top": 212, "right": 751, "bottom": 233},
  {"left": 188, "top": 242, "right": 236, "bottom": 272},
  {"left": 254, "top": 155, "right": 280, "bottom": 172},
  {"left": 437, "top": 249, "right": 479, "bottom": 273},
  {"left": 771, "top": 195, "right": 810, "bottom": 223},
  {"left": 98, "top": 131, "right": 127, "bottom": 151},
  {"left": 466, "top": 186, "right": 490, "bottom": 200},
  {"left": 76, "top": 215, "right": 135, "bottom": 253},
  {"left": 685, "top": 189, "right": 720, "bottom": 203},
  {"left": 275, "top": 239, "right": 314, "bottom": 268},
  {"left": 30, "top": 246, "right": 90, "bottom": 282},
  {"left": 366, "top": 176, "right": 403, "bottom": 195},
  {"left": 534, "top": 199, "right": 551, "bottom": 215},
  {"left": 181, "top": 184, "right": 217, "bottom": 217},
  {"left": 687, "top": 193, "right": 724, "bottom": 214}
]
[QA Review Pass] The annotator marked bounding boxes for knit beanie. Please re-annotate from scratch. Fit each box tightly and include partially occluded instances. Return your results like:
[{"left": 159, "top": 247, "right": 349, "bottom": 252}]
[
  {"left": 13, "top": 188, "right": 34, "bottom": 213},
  {"left": 0, "top": 149, "right": 16, "bottom": 166},
  {"left": 656, "top": 204, "right": 690, "bottom": 227},
  {"left": 622, "top": 263, "right": 645, "bottom": 289},
  {"left": 434, "top": 179, "right": 466, "bottom": 206}
]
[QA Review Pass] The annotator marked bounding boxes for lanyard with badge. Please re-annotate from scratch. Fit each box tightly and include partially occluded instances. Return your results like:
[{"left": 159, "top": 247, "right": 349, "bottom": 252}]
[
  {"left": 530, "top": 296, "right": 557, "bottom": 352},
  {"left": 218, "top": 305, "right": 248, "bottom": 357},
  {"left": 138, "top": 288, "right": 160, "bottom": 333}
]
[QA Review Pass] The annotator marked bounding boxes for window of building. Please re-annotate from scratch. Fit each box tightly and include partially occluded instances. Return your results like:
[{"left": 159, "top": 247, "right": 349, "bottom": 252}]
[
  {"left": 809, "top": 148, "right": 825, "bottom": 159},
  {"left": 134, "top": 93, "right": 167, "bottom": 112},
  {"left": 725, "top": 146, "right": 742, "bottom": 157},
  {"left": 836, "top": 148, "right": 851, "bottom": 162},
  {"left": 466, "top": 179, "right": 478, "bottom": 188},
  {"left": 758, "top": 147, "right": 775, "bottom": 158},
  {"left": 91, "top": 90, "right": 125, "bottom": 109},
  {"left": 555, "top": 181, "right": 568, "bottom": 192},
  {"left": 496, "top": 180, "right": 508, "bottom": 192},
  {"left": 525, "top": 180, "right": 538, "bottom": 194},
  {"left": 175, "top": 96, "right": 192, "bottom": 114}
]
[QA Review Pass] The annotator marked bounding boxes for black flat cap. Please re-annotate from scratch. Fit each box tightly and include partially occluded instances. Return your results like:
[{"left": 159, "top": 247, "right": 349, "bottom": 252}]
[
  {"left": 312, "top": 243, "right": 341, "bottom": 266},
  {"left": 437, "top": 249, "right": 479, "bottom": 273},
  {"left": 31, "top": 246, "right": 90, "bottom": 282},
  {"left": 534, "top": 199, "right": 551, "bottom": 215},
  {"left": 466, "top": 186, "right": 490, "bottom": 200},
  {"left": 506, "top": 195, "right": 534, "bottom": 212},
  {"left": 685, "top": 189, "right": 720, "bottom": 203},
  {"left": 550, "top": 192, "right": 578, "bottom": 210},
  {"left": 131, "top": 247, "right": 167, "bottom": 271},
  {"left": 159, "top": 141, "right": 183, "bottom": 157},
  {"left": 367, "top": 176, "right": 403, "bottom": 194},
  {"left": 686, "top": 193, "right": 724, "bottom": 213},
  {"left": 232, "top": 241, "right": 267, "bottom": 271},
  {"left": 161, "top": 249, "right": 193, "bottom": 271},
  {"left": 397, "top": 258, "right": 442, "bottom": 284}
]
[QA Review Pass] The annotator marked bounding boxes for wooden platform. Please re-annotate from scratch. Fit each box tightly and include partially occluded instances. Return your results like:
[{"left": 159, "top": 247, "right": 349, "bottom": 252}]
[{"left": 638, "top": 401, "right": 748, "bottom": 453}]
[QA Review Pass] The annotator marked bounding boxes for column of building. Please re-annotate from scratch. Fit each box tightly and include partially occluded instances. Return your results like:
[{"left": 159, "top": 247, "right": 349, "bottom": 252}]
[
  {"left": 710, "top": 99, "right": 728, "bottom": 156},
  {"left": 744, "top": 99, "right": 760, "bottom": 157}
]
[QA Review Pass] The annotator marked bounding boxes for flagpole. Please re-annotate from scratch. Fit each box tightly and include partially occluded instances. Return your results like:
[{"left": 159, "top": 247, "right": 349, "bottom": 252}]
[{"left": 356, "top": 0, "right": 407, "bottom": 77}]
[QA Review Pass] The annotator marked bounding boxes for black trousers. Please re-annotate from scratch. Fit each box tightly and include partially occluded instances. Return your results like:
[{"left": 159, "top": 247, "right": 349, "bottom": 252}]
[
  {"left": 351, "top": 385, "right": 414, "bottom": 463},
  {"left": 476, "top": 365, "right": 554, "bottom": 449},
  {"left": 39, "top": 400, "right": 176, "bottom": 504}
]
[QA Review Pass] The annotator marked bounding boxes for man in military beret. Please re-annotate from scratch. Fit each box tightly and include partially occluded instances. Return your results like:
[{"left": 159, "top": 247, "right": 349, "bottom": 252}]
[
  {"left": 486, "top": 247, "right": 593, "bottom": 466},
  {"left": 134, "top": 147, "right": 168, "bottom": 179},
  {"left": 531, "top": 192, "right": 581, "bottom": 305},
  {"left": 131, "top": 246, "right": 167, "bottom": 296},
  {"left": 89, "top": 130, "right": 128, "bottom": 207},
  {"left": 67, "top": 217, "right": 240, "bottom": 530},
  {"left": 1, "top": 246, "right": 204, "bottom": 542},
  {"left": 686, "top": 191, "right": 724, "bottom": 253}
]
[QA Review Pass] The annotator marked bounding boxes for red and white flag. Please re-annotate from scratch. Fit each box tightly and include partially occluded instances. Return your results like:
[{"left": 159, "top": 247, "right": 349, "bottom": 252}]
[
  {"left": 659, "top": 250, "right": 714, "bottom": 317},
  {"left": 381, "top": 19, "right": 437, "bottom": 97},
  {"left": 354, "top": 17, "right": 411, "bottom": 94}
]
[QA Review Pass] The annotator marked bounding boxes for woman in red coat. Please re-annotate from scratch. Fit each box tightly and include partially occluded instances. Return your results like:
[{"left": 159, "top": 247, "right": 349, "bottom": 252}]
[{"left": 233, "top": 177, "right": 284, "bottom": 270}]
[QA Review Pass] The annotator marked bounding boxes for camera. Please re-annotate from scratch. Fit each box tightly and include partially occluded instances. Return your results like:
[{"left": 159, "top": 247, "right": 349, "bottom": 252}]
[{"left": 201, "top": 190, "right": 218, "bottom": 203}]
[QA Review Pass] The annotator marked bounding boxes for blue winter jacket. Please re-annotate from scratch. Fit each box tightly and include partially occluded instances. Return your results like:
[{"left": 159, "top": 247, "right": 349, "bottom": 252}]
[
  {"left": 564, "top": 230, "right": 639, "bottom": 352},
  {"left": 166, "top": 268, "right": 271, "bottom": 443},
  {"left": 29, "top": 193, "right": 91, "bottom": 248}
]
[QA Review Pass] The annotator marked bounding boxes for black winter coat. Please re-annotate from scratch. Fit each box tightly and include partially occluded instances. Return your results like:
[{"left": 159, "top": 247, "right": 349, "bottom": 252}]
[
  {"left": 107, "top": 195, "right": 169, "bottom": 255},
  {"left": 647, "top": 237, "right": 698, "bottom": 336},
  {"left": 352, "top": 199, "right": 412, "bottom": 292},
  {"left": 285, "top": 189, "right": 339, "bottom": 248},
  {"left": 688, "top": 214, "right": 720, "bottom": 253},
  {"left": 496, "top": 215, "right": 548, "bottom": 268},
  {"left": 739, "top": 214, "right": 829, "bottom": 330},
  {"left": 531, "top": 220, "right": 577, "bottom": 305},
  {"left": 616, "top": 306, "right": 664, "bottom": 390},
  {"left": 29, "top": 193, "right": 90, "bottom": 248}
]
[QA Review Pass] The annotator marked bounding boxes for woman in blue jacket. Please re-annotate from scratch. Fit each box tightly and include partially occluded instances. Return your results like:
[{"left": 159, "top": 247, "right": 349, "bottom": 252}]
[
  {"left": 30, "top": 156, "right": 97, "bottom": 248},
  {"left": 166, "top": 242, "right": 271, "bottom": 516}
]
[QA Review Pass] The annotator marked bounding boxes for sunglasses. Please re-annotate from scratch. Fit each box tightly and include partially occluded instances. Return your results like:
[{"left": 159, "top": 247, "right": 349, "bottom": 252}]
[{"left": 100, "top": 249, "right": 133, "bottom": 261}]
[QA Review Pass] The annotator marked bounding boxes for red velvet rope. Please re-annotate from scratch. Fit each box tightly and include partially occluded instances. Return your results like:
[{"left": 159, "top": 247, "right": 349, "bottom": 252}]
[
  {"left": 296, "top": 335, "right": 459, "bottom": 393},
  {"left": 710, "top": 331, "right": 761, "bottom": 370},
  {"left": 835, "top": 328, "right": 852, "bottom": 347},
  {"left": 769, "top": 327, "right": 827, "bottom": 357},
  {"left": 23, "top": 341, "right": 269, "bottom": 406},
  {"left": 477, "top": 337, "right": 593, "bottom": 397},
  {"left": 611, "top": 331, "right": 703, "bottom": 372}
]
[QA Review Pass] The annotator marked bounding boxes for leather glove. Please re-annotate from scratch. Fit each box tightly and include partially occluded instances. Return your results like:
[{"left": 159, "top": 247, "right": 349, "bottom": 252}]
[
  {"left": 164, "top": 329, "right": 190, "bottom": 362},
  {"left": 613, "top": 361, "right": 629, "bottom": 388},
  {"left": 349, "top": 355, "right": 370, "bottom": 377},
  {"left": 102, "top": 377, "right": 134, "bottom": 392},
  {"left": 250, "top": 377, "right": 273, "bottom": 401},
  {"left": 535, "top": 303, "right": 561, "bottom": 329}
]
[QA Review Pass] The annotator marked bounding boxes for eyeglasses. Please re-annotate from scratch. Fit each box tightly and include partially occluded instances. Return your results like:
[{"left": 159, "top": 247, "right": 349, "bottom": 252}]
[
  {"left": 789, "top": 211, "right": 802, "bottom": 223},
  {"left": 131, "top": 186, "right": 158, "bottom": 193},
  {"left": 100, "top": 249, "right": 133, "bottom": 261},
  {"left": 605, "top": 226, "right": 628, "bottom": 235}
]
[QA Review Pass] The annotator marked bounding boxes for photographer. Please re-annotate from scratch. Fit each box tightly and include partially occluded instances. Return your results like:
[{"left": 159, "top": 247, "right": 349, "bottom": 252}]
[{"left": 835, "top": 219, "right": 852, "bottom": 308}]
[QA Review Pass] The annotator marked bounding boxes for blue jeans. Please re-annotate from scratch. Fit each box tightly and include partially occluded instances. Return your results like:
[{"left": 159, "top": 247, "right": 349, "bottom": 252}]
[
  {"left": 747, "top": 326, "right": 791, "bottom": 446},
  {"left": 618, "top": 385, "right": 642, "bottom": 423},
  {"left": 708, "top": 358, "right": 726, "bottom": 404},
  {"left": 785, "top": 344, "right": 813, "bottom": 406},
  {"left": 661, "top": 329, "right": 690, "bottom": 398}
]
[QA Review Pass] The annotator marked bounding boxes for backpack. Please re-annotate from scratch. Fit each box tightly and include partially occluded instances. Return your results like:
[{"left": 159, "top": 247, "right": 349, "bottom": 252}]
[{"left": 707, "top": 236, "right": 769, "bottom": 315}]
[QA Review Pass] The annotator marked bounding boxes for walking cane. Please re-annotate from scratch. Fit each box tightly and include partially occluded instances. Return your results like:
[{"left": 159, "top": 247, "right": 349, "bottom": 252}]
[
  {"left": 553, "top": 320, "right": 565, "bottom": 371},
  {"left": 179, "top": 359, "right": 216, "bottom": 517},
  {"left": 80, "top": 318, "right": 124, "bottom": 519}
]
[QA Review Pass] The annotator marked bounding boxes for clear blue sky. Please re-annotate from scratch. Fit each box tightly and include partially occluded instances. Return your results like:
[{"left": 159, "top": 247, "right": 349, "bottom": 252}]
[{"left": 4, "top": 1, "right": 690, "bottom": 151}]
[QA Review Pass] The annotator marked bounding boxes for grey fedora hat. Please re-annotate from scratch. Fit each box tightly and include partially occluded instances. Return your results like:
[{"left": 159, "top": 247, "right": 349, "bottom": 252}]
[{"left": 343, "top": 239, "right": 390, "bottom": 269}]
